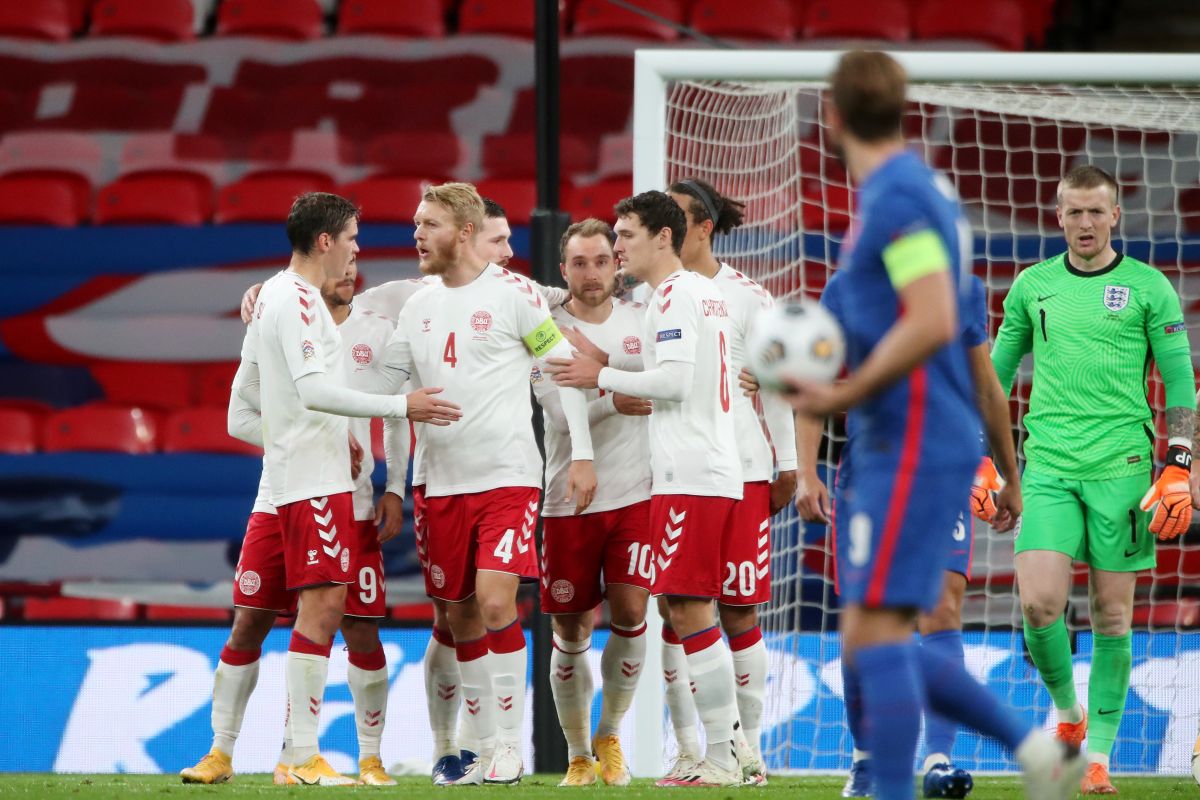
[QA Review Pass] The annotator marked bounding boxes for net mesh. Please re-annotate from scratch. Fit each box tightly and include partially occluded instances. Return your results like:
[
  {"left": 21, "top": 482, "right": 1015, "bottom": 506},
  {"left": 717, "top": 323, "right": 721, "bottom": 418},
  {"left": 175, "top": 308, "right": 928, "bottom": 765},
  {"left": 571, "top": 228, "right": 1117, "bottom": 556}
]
[{"left": 661, "top": 77, "right": 1200, "bottom": 775}]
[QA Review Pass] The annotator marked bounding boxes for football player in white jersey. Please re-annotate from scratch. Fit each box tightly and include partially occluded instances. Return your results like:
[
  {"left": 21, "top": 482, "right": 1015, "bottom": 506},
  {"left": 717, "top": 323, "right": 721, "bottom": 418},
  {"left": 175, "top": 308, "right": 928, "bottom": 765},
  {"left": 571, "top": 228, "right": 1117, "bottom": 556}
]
[
  {"left": 530, "top": 218, "right": 653, "bottom": 787},
  {"left": 379, "top": 183, "right": 597, "bottom": 785},
  {"left": 547, "top": 191, "right": 745, "bottom": 787},
  {"left": 225, "top": 193, "right": 460, "bottom": 786}
]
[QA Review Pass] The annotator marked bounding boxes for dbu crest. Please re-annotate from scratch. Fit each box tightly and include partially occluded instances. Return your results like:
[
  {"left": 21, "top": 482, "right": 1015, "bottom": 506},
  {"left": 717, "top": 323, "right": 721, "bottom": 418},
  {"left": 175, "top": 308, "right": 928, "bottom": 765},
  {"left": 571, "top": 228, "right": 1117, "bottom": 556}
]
[{"left": 1104, "top": 285, "right": 1130, "bottom": 311}]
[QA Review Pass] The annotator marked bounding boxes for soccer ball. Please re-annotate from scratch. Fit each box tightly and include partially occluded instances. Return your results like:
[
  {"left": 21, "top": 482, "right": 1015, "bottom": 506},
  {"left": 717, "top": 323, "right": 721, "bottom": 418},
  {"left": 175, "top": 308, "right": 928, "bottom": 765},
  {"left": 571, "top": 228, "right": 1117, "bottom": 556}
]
[{"left": 746, "top": 299, "right": 845, "bottom": 391}]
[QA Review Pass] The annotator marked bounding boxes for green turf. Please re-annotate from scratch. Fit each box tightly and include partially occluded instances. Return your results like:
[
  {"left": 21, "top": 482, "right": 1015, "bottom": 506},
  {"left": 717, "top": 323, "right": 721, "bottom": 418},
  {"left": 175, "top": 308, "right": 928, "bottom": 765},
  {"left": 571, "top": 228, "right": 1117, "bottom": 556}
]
[{"left": 0, "top": 774, "right": 1195, "bottom": 799}]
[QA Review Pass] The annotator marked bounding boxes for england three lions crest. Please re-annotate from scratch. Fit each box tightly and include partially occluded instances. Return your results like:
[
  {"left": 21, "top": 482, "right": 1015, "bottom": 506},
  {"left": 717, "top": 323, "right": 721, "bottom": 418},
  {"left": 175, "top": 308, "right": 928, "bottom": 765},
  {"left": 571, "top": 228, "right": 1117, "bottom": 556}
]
[{"left": 1104, "top": 285, "right": 1130, "bottom": 312}]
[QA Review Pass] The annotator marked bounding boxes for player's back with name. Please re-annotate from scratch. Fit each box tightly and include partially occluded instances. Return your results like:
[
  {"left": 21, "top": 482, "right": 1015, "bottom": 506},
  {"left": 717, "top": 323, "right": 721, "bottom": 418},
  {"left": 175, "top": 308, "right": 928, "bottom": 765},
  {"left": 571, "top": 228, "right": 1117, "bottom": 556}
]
[
  {"left": 386, "top": 264, "right": 550, "bottom": 497},
  {"left": 645, "top": 269, "right": 741, "bottom": 499},
  {"left": 248, "top": 270, "right": 352, "bottom": 506}
]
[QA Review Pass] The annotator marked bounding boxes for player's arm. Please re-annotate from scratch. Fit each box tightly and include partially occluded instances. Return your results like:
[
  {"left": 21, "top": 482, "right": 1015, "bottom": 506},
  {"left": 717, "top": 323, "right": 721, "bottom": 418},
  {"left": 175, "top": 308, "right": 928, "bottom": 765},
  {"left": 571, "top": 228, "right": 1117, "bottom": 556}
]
[
  {"left": 989, "top": 275, "right": 1032, "bottom": 396},
  {"left": 967, "top": 342, "right": 1020, "bottom": 531},
  {"left": 227, "top": 359, "right": 263, "bottom": 446},
  {"left": 761, "top": 385, "right": 799, "bottom": 513},
  {"left": 559, "top": 323, "right": 646, "bottom": 372},
  {"left": 794, "top": 413, "right": 829, "bottom": 523},
  {"left": 373, "top": 417, "right": 410, "bottom": 544}
]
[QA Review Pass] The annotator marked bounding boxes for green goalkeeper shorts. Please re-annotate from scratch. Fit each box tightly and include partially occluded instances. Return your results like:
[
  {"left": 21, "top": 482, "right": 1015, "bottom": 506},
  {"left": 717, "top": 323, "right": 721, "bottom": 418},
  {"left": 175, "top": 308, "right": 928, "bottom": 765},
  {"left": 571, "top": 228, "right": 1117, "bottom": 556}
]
[{"left": 1013, "top": 470, "right": 1155, "bottom": 572}]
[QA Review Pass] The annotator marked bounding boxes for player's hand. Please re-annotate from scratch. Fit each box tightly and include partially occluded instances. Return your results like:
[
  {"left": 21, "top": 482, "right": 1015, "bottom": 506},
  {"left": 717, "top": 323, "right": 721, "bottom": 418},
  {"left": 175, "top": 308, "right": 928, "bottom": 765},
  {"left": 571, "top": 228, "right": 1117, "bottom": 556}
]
[
  {"left": 566, "top": 459, "right": 597, "bottom": 515},
  {"left": 1141, "top": 463, "right": 1193, "bottom": 540},
  {"left": 991, "top": 479, "right": 1021, "bottom": 533},
  {"left": 739, "top": 367, "right": 760, "bottom": 397},
  {"left": 545, "top": 353, "right": 604, "bottom": 390},
  {"left": 561, "top": 326, "right": 609, "bottom": 366},
  {"left": 374, "top": 491, "right": 404, "bottom": 543},
  {"left": 348, "top": 432, "right": 364, "bottom": 481},
  {"left": 795, "top": 470, "right": 830, "bottom": 524},
  {"left": 969, "top": 457, "right": 1002, "bottom": 523},
  {"left": 405, "top": 387, "right": 463, "bottom": 426},
  {"left": 782, "top": 378, "right": 847, "bottom": 417},
  {"left": 770, "top": 470, "right": 798, "bottom": 515},
  {"left": 240, "top": 282, "right": 264, "bottom": 324},
  {"left": 1190, "top": 462, "right": 1200, "bottom": 510},
  {"left": 612, "top": 392, "right": 652, "bottom": 416}
]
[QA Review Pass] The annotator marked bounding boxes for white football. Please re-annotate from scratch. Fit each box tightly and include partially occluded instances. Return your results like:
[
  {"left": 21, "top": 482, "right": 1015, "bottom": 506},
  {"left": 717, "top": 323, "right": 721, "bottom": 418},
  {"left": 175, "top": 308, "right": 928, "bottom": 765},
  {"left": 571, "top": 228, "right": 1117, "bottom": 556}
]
[{"left": 746, "top": 298, "right": 845, "bottom": 390}]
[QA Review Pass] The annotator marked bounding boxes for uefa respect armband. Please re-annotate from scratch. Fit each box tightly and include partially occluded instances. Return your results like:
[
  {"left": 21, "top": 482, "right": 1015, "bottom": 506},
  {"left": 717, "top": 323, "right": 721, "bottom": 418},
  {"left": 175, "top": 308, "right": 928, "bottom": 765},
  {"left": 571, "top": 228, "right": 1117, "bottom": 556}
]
[{"left": 523, "top": 317, "right": 564, "bottom": 358}]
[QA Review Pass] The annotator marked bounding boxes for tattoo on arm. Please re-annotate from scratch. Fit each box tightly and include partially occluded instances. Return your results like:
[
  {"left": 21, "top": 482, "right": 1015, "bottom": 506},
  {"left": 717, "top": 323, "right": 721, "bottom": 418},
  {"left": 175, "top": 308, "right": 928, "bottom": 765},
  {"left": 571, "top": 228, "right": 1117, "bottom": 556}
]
[
  {"left": 1193, "top": 409, "right": 1200, "bottom": 453},
  {"left": 1166, "top": 405, "right": 1194, "bottom": 446}
]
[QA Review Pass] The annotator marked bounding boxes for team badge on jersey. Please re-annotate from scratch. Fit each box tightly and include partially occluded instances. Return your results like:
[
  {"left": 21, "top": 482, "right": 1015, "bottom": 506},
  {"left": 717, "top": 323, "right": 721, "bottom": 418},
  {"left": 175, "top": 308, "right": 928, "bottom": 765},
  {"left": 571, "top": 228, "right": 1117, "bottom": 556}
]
[
  {"left": 238, "top": 570, "right": 261, "bottom": 596},
  {"left": 1103, "top": 285, "right": 1130, "bottom": 312},
  {"left": 471, "top": 310, "right": 493, "bottom": 333},
  {"left": 623, "top": 336, "right": 642, "bottom": 355},
  {"left": 352, "top": 343, "right": 373, "bottom": 365}
]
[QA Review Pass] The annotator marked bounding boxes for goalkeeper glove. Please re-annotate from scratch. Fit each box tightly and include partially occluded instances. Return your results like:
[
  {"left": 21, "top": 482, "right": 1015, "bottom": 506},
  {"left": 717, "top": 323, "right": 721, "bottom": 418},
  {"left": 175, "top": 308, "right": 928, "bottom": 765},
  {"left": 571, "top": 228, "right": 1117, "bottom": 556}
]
[
  {"left": 970, "top": 456, "right": 1003, "bottom": 523},
  {"left": 1140, "top": 445, "right": 1193, "bottom": 540}
]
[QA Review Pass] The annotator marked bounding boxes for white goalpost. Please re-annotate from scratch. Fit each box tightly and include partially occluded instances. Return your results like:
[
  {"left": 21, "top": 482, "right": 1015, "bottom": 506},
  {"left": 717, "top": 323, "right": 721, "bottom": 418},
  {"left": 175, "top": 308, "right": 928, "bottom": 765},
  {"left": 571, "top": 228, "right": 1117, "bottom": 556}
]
[{"left": 630, "top": 50, "right": 1200, "bottom": 776}]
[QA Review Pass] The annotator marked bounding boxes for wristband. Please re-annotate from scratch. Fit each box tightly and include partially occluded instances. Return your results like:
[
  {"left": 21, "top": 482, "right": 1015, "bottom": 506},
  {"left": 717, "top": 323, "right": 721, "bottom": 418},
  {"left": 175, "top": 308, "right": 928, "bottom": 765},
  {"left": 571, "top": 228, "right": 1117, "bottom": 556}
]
[{"left": 1165, "top": 444, "right": 1192, "bottom": 471}]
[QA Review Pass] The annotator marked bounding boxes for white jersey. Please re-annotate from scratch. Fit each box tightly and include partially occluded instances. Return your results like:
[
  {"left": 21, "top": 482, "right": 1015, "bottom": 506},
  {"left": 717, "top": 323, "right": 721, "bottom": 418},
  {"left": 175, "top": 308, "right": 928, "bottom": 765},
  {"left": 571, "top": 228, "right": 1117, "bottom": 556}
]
[
  {"left": 356, "top": 275, "right": 440, "bottom": 321},
  {"left": 384, "top": 263, "right": 571, "bottom": 497},
  {"left": 535, "top": 298, "right": 652, "bottom": 517},
  {"left": 340, "top": 304, "right": 399, "bottom": 519},
  {"left": 245, "top": 271, "right": 353, "bottom": 507},
  {"left": 643, "top": 269, "right": 741, "bottom": 499}
]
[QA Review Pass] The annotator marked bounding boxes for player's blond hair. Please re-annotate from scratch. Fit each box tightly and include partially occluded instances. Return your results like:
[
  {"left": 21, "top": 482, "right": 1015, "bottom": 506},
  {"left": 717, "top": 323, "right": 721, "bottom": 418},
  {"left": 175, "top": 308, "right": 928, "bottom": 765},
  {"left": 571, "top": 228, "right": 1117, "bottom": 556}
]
[
  {"left": 423, "top": 182, "right": 485, "bottom": 233},
  {"left": 559, "top": 217, "right": 615, "bottom": 262},
  {"left": 1057, "top": 165, "right": 1119, "bottom": 206}
]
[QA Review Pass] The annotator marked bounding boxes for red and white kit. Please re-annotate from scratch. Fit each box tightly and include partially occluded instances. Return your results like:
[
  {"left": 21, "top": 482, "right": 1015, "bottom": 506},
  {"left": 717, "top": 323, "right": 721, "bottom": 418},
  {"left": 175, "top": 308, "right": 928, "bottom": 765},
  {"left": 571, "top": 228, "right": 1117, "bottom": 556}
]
[
  {"left": 598, "top": 269, "right": 742, "bottom": 599},
  {"left": 383, "top": 264, "right": 593, "bottom": 602},
  {"left": 534, "top": 298, "right": 653, "bottom": 613}
]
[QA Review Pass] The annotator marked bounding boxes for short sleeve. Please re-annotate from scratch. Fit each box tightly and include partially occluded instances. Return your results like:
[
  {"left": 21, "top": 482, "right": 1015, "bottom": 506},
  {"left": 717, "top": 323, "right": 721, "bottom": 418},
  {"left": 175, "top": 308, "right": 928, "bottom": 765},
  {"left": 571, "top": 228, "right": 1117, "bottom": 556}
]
[
  {"left": 960, "top": 276, "right": 989, "bottom": 349},
  {"left": 871, "top": 192, "right": 952, "bottom": 290},
  {"left": 819, "top": 271, "right": 845, "bottom": 325},
  {"left": 650, "top": 280, "right": 698, "bottom": 365}
]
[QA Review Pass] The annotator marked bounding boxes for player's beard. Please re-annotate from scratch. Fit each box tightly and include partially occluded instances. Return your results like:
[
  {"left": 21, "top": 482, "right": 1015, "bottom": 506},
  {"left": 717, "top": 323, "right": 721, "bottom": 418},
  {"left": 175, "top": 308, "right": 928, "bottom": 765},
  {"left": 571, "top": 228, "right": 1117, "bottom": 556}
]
[
  {"left": 571, "top": 282, "right": 613, "bottom": 308},
  {"left": 420, "top": 238, "right": 458, "bottom": 276}
]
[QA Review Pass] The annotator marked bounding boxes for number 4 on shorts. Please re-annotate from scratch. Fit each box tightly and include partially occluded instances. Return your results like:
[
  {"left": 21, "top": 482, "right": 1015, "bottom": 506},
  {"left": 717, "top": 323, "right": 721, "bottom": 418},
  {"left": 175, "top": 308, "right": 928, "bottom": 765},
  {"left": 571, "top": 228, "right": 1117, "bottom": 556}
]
[{"left": 494, "top": 529, "right": 515, "bottom": 564}]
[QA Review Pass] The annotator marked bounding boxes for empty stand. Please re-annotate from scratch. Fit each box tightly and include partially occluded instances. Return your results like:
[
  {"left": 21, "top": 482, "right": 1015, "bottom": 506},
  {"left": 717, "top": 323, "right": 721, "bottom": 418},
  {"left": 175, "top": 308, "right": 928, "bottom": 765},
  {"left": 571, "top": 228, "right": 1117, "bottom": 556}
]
[
  {"left": 89, "top": 0, "right": 196, "bottom": 42},
  {"left": 42, "top": 405, "right": 160, "bottom": 453},
  {"left": 475, "top": 178, "right": 537, "bottom": 225},
  {"left": 197, "top": 362, "right": 240, "bottom": 407},
  {"left": 689, "top": 0, "right": 796, "bottom": 41},
  {"left": 361, "top": 132, "right": 462, "bottom": 177},
  {"left": 802, "top": 0, "right": 910, "bottom": 41},
  {"left": 458, "top": 0, "right": 537, "bottom": 37},
  {"left": 216, "top": 169, "right": 335, "bottom": 224},
  {"left": 90, "top": 361, "right": 194, "bottom": 409},
  {"left": 339, "top": 0, "right": 446, "bottom": 37},
  {"left": 119, "top": 133, "right": 229, "bottom": 181},
  {"left": 914, "top": 0, "right": 1025, "bottom": 49},
  {"left": 94, "top": 171, "right": 215, "bottom": 225},
  {"left": 144, "top": 604, "right": 232, "bottom": 621},
  {"left": 0, "top": 0, "right": 73, "bottom": 41},
  {"left": 482, "top": 133, "right": 596, "bottom": 180},
  {"left": 0, "top": 409, "right": 38, "bottom": 454},
  {"left": 507, "top": 87, "right": 631, "bottom": 139},
  {"left": 340, "top": 176, "right": 430, "bottom": 224},
  {"left": 163, "top": 407, "right": 262, "bottom": 455},
  {"left": 562, "top": 177, "right": 632, "bottom": 222},
  {"left": 0, "top": 132, "right": 105, "bottom": 185},
  {"left": 572, "top": 0, "right": 683, "bottom": 40},
  {"left": 23, "top": 596, "right": 140, "bottom": 621},
  {"left": 217, "top": 0, "right": 325, "bottom": 40},
  {"left": 0, "top": 173, "right": 87, "bottom": 225}
]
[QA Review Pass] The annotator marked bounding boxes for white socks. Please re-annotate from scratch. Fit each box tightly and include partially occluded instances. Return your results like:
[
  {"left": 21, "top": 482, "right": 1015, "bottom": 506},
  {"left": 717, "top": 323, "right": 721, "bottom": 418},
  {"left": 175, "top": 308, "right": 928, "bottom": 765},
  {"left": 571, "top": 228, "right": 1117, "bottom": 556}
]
[
  {"left": 347, "top": 648, "right": 388, "bottom": 759},
  {"left": 424, "top": 629, "right": 462, "bottom": 759},
  {"left": 456, "top": 637, "right": 496, "bottom": 760},
  {"left": 488, "top": 621, "right": 528, "bottom": 748},
  {"left": 683, "top": 627, "right": 739, "bottom": 772},
  {"left": 663, "top": 627, "right": 701, "bottom": 758},
  {"left": 285, "top": 648, "right": 330, "bottom": 763},
  {"left": 596, "top": 621, "right": 646, "bottom": 737},
  {"left": 211, "top": 647, "right": 261, "bottom": 755},
  {"left": 550, "top": 634, "right": 594, "bottom": 759},
  {"left": 729, "top": 627, "right": 768, "bottom": 760}
]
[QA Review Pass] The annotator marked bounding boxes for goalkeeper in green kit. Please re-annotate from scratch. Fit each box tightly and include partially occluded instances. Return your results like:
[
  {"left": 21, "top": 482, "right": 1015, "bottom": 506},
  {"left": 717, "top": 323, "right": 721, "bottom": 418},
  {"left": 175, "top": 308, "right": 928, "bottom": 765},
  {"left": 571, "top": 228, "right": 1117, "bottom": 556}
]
[{"left": 991, "top": 165, "right": 1196, "bottom": 795}]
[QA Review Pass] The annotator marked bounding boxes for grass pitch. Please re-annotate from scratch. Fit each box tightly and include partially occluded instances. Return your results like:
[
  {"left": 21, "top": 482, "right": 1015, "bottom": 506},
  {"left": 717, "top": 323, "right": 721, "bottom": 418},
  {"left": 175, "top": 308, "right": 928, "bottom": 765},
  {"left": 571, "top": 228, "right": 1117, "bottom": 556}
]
[{"left": 0, "top": 774, "right": 1195, "bottom": 799}]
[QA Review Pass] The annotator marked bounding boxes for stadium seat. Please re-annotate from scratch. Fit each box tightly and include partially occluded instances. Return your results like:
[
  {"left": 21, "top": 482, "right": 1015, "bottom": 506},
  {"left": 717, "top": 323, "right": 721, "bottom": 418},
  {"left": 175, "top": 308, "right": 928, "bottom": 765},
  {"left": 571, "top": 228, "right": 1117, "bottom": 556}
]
[
  {"left": 802, "top": 0, "right": 910, "bottom": 41},
  {"left": 507, "top": 87, "right": 631, "bottom": 138},
  {"left": 217, "top": 0, "right": 324, "bottom": 40},
  {"left": 474, "top": 178, "right": 537, "bottom": 225},
  {"left": 90, "top": 361, "right": 194, "bottom": 409},
  {"left": 0, "top": 409, "right": 37, "bottom": 454},
  {"left": 571, "top": 0, "right": 683, "bottom": 40},
  {"left": 563, "top": 177, "right": 632, "bottom": 222},
  {"left": 0, "top": 172, "right": 87, "bottom": 225},
  {"left": 40, "top": 84, "right": 188, "bottom": 131},
  {"left": 689, "top": 0, "right": 795, "bottom": 41},
  {"left": 197, "top": 362, "right": 240, "bottom": 407},
  {"left": 163, "top": 407, "right": 262, "bottom": 455},
  {"left": 339, "top": 0, "right": 445, "bottom": 37},
  {"left": 119, "top": 133, "right": 229, "bottom": 181},
  {"left": 23, "top": 596, "right": 139, "bottom": 621},
  {"left": 361, "top": 132, "right": 462, "bottom": 178},
  {"left": 216, "top": 169, "right": 335, "bottom": 224},
  {"left": 458, "top": 0, "right": 536, "bottom": 37},
  {"left": 144, "top": 604, "right": 232, "bottom": 621},
  {"left": 913, "top": 0, "right": 1025, "bottom": 50},
  {"left": 482, "top": 133, "right": 597, "bottom": 180},
  {"left": 94, "top": 171, "right": 215, "bottom": 225},
  {"left": 0, "top": 131, "right": 105, "bottom": 185},
  {"left": 42, "top": 405, "right": 160, "bottom": 453},
  {"left": 89, "top": 0, "right": 195, "bottom": 41},
  {"left": 246, "top": 131, "right": 354, "bottom": 168},
  {"left": 0, "top": 1, "right": 73, "bottom": 41},
  {"left": 339, "top": 176, "right": 430, "bottom": 224}
]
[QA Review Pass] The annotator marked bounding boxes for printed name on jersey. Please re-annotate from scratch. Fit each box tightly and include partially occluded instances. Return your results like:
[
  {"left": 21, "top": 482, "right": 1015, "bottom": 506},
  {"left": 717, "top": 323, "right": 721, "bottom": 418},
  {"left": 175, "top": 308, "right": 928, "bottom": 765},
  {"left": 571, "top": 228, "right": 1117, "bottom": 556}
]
[
  {"left": 351, "top": 343, "right": 373, "bottom": 365},
  {"left": 702, "top": 299, "right": 729, "bottom": 318},
  {"left": 1103, "top": 285, "right": 1130, "bottom": 311},
  {"left": 657, "top": 328, "right": 682, "bottom": 342},
  {"left": 301, "top": 339, "right": 315, "bottom": 361},
  {"left": 1164, "top": 321, "right": 1186, "bottom": 334},
  {"left": 623, "top": 335, "right": 642, "bottom": 355}
]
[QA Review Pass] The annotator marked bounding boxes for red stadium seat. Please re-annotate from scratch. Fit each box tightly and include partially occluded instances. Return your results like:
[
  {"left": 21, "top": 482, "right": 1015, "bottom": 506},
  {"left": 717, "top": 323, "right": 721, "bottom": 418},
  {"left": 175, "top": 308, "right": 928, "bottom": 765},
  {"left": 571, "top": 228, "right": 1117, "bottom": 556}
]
[
  {"left": 475, "top": 178, "right": 537, "bottom": 226},
  {"left": 163, "top": 407, "right": 262, "bottom": 455},
  {"left": 217, "top": 0, "right": 324, "bottom": 40},
  {"left": 90, "top": 361, "right": 194, "bottom": 409},
  {"left": 216, "top": 169, "right": 335, "bottom": 224},
  {"left": 802, "top": 0, "right": 910, "bottom": 41},
  {"left": 95, "top": 171, "right": 214, "bottom": 225},
  {"left": 89, "top": 0, "right": 195, "bottom": 41},
  {"left": 689, "top": 0, "right": 796, "bottom": 41},
  {"left": 482, "top": 133, "right": 597, "bottom": 180},
  {"left": 507, "top": 87, "right": 631, "bottom": 138},
  {"left": 24, "top": 596, "right": 140, "bottom": 621},
  {"left": 119, "top": 133, "right": 229, "bottom": 182},
  {"left": 0, "top": 409, "right": 37, "bottom": 454},
  {"left": 0, "top": 132, "right": 105, "bottom": 185},
  {"left": 563, "top": 177, "right": 632, "bottom": 223},
  {"left": 339, "top": 176, "right": 430, "bottom": 224},
  {"left": 197, "top": 362, "right": 240, "bottom": 407},
  {"left": 0, "top": 0, "right": 73, "bottom": 41},
  {"left": 246, "top": 131, "right": 354, "bottom": 168},
  {"left": 339, "top": 0, "right": 445, "bottom": 37},
  {"left": 914, "top": 0, "right": 1025, "bottom": 50},
  {"left": 42, "top": 405, "right": 160, "bottom": 453},
  {"left": 0, "top": 172, "right": 87, "bottom": 225},
  {"left": 572, "top": 0, "right": 683, "bottom": 40},
  {"left": 144, "top": 604, "right": 232, "bottom": 621},
  {"left": 361, "top": 133, "right": 462, "bottom": 177},
  {"left": 458, "top": 0, "right": 536, "bottom": 37}
]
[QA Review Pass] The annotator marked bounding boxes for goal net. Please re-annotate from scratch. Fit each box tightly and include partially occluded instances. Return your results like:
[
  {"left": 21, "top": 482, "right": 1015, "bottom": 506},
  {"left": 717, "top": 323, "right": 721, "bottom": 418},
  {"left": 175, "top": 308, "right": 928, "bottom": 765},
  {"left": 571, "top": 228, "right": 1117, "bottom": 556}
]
[{"left": 639, "top": 51, "right": 1200, "bottom": 775}]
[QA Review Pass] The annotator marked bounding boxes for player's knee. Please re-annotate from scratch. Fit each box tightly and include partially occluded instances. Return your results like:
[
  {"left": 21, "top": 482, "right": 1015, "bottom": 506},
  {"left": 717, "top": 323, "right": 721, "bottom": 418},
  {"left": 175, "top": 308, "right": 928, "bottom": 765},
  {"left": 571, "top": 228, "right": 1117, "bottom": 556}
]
[
  {"left": 341, "top": 616, "right": 381, "bottom": 652},
  {"left": 608, "top": 596, "right": 647, "bottom": 630},
  {"left": 228, "top": 608, "right": 275, "bottom": 649},
  {"left": 920, "top": 596, "right": 962, "bottom": 635},
  {"left": 1020, "top": 596, "right": 1063, "bottom": 628},
  {"left": 1089, "top": 599, "right": 1132, "bottom": 637},
  {"left": 431, "top": 598, "right": 452, "bottom": 630},
  {"left": 477, "top": 595, "right": 516, "bottom": 630},
  {"left": 551, "top": 613, "right": 592, "bottom": 642},
  {"left": 717, "top": 603, "right": 757, "bottom": 637}
]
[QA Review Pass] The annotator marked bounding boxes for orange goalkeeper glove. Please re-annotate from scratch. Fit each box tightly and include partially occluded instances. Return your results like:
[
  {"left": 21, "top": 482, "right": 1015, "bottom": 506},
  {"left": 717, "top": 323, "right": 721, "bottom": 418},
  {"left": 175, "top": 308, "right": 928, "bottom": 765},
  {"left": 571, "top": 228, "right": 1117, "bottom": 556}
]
[
  {"left": 970, "top": 456, "right": 1002, "bottom": 523},
  {"left": 1140, "top": 446, "right": 1193, "bottom": 540}
]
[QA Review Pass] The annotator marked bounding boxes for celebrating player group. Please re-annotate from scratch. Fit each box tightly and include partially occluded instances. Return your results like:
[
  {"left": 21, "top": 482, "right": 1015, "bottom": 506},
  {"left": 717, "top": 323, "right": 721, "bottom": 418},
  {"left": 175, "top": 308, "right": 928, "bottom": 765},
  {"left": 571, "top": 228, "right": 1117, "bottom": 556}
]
[{"left": 178, "top": 47, "right": 1197, "bottom": 799}]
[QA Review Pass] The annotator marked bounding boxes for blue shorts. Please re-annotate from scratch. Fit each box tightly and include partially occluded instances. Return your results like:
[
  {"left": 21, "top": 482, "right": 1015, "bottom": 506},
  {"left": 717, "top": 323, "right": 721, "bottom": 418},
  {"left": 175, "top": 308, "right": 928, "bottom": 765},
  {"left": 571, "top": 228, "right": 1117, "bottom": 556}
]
[{"left": 832, "top": 457, "right": 975, "bottom": 611}]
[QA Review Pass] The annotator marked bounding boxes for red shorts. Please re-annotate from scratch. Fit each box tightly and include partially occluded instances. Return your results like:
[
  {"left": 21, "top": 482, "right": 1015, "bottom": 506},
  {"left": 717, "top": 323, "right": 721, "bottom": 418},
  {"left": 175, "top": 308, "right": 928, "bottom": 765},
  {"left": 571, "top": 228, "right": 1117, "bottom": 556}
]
[
  {"left": 540, "top": 500, "right": 652, "bottom": 613},
  {"left": 719, "top": 481, "right": 772, "bottom": 606},
  {"left": 650, "top": 493, "right": 738, "bottom": 599},
  {"left": 233, "top": 512, "right": 297, "bottom": 613},
  {"left": 277, "top": 492, "right": 356, "bottom": 590},
  {"left": 345, "top": 520, "right": 387, "bottom": 618},
  {"left": 422, "top": 486, "right": 541, "bottom": 602}
]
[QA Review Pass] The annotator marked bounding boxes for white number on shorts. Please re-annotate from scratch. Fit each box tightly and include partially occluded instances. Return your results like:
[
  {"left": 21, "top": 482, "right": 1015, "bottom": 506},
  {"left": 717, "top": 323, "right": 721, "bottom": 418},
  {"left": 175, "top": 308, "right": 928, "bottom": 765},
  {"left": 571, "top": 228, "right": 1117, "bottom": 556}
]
[
  {"left": 722, "top": 561, "right": 756, "bottom": 597},
  {"left": 848, "top": 512, "right": 872, "bottom": 567},
  {"left": 626, "top": 543, "right": 653, "bottom": 579},
  {"left": 494, "top": 529, "right": 515, "bottom": 564},
  {"left": 952, "top": 514, "right": 967, "bottom": 542},
  {"left": 358, "top": 566, "right": 377, "bottom": 605}
]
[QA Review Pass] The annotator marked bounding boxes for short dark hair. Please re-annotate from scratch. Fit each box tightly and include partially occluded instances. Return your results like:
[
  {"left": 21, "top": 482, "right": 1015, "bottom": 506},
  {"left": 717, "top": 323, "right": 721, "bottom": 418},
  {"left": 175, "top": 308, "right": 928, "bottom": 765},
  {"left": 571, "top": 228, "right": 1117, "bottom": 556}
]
[
  {"left": 482, "top": 197, "right": 506, "bottom": 219},
  {"left": 1058, "top": 165, "right": 1119, "bottom": 205},
  {"left": 614, "top": 191, "right": 686, "bottom": 255},
  {"left": 669, "top": 178, "right": 745, "bottom": 235},
  {"left": 559, "top": 217, "right": 615, "bottom": 262},
  {"left": 830, "top": 49, "right": 907, "bottom": 142},
  {"left": 286, "top": 192, "right": 360, "bottom": 256}
]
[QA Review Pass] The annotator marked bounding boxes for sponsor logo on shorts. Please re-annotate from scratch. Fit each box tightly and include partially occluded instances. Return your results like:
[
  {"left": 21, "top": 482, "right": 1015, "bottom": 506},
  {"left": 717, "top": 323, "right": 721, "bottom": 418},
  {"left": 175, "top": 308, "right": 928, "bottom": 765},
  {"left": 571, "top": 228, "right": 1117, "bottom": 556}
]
[
  {"left": 301, "top": 339, "right": 316, "bottom": 361},
  {"left": 238, "top": 570, "right": 261, "bottom": 596},
  {"left": 471, "top": 310, "right": 493, "bottom": 333},
  {"left": 352, "top": 343, "right": 372, "bottom": 365},
  {"left": 656, "top": 328, "right": 682, "bottom": 343},
  {"left": 422, "top": 318, "right": 431, "bottom": 332},
  {"left": 430, "top": 564, "right": 445, "bottom": 589},
  {"left": 550, "top": 579, "right": 575, "bottom": 604},
  {"left": 340, "top": 547, "right": 351, "bottom": 573},
  {"left": 306, "top": 549, "right": 319, "bottom": 565},
  {"left": 1103, "top": 285, "right": 1129, "bottom": 312},
  {"left": 623, "top": 336, "right": 642, "bottom": 355}
]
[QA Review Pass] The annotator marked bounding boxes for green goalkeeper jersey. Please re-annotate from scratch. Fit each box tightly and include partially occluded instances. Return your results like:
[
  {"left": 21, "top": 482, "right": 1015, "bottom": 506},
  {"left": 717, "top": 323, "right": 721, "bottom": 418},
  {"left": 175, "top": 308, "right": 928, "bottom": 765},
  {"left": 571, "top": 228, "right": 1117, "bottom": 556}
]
[{"left": 991, "top": 252, "right": 1195, "bottom": 480}]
